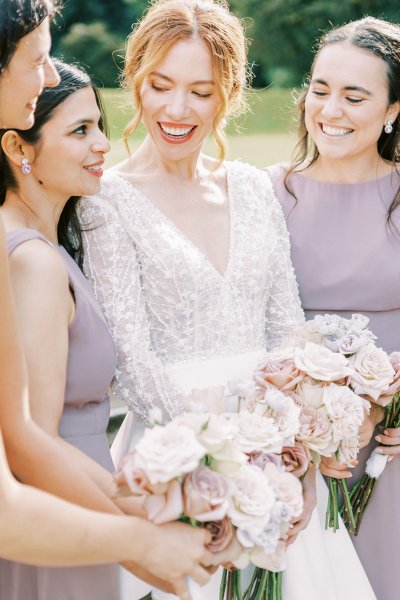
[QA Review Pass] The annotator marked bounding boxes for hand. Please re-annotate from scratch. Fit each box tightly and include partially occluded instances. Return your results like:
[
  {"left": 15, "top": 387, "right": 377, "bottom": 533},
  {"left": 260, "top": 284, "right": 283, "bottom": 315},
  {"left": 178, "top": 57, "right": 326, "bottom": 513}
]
[
  {"left": 209, "top": 534, "right": 243, "bottom": 571},
  {"left": 319, "top": 456, "right": 356, "bottom": 479},
  {"left": 286, "top": 466, "right": 316, "bottom": 546},
  {"left": 375, "top": 427, "right": 400, "bottom": 462},
  {"left": 358, "top": 404, "right": 384, "bottom": 449},
  {"left": 139, "top": 521, "right": 213, "bottom": 599}
]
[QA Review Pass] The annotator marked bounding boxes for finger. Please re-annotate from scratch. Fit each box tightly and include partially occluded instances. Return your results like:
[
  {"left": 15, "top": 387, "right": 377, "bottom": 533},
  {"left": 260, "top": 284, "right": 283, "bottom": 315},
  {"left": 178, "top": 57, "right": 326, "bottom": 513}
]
[
  {"left": 209, "top": 536, "right": 242, "bottom": 565},
  {"left": 376, "top": 445, "right": 400, "bottom": 456},
  {"left": 200, "top": 549, "right": 214, "bottom": 567},
  {"left": 383, "top": 428, "right": 400, "bottom": 437},
  {"left": 319, "top": 465, "right": 351, "bottom": 478},
  {"left": 375, "top": 434, "right": 400, "bottom": 446},
  {"left": 189, "top": 565, "right": 211, "bottom": 587},
  {"left": 172, "top": 578, "right": 190, "bottom": 600}
]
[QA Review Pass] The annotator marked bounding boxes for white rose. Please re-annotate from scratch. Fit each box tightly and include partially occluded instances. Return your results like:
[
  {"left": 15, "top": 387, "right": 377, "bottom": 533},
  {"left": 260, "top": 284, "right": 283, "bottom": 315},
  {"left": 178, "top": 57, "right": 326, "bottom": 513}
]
[
  {"left": 232, "top": 411, "right": 284, "bottom": 454},
  {"left": 135, "top": 422, "right": 206, "bottom": 484},
  {"left": 311, "top": 314, "right": 343, "bottom": 336},
  {"left": 264, "top": 464, "right": 303, "bottom": 518},
  {"left": 337, "top": 437, "right": 360, "bottom": 465},
  {"left": 262, "top": 388, "right": 301, "bottom": 445},
  {"left": 294, "top": 342, "right": 351, "bottom": 381},
  {"left": 250, "top": 540, "right": 287, "bottom": 571},
  {"left": 239, "top": 519, "right": 281, "bottom": 554},
  {"left": 349, "top": 313, "right": 370, "bottom": 332},
  {"left": 197, "top": 414, "right": 237, "bottom": 452},
  {"left": 350, "top": 344, "right": 395, "bottom": 401},
  {"left": 229, "top": 465, "right": 275, "bottom": 535},
  {"left": 322, "top": 383, "right": 364, "bottom": 443},
  {"left": 209, "top": 440, "right": 247, "bottom": 476},
  {"left": 297, "top": 406, "right": 336, "bottom": 455},
  {"left": 337, "top": 331, "right": 372, "bottom": 355},
  {"left": 296, "top": 377, "right": 326, "bottom": 409}
]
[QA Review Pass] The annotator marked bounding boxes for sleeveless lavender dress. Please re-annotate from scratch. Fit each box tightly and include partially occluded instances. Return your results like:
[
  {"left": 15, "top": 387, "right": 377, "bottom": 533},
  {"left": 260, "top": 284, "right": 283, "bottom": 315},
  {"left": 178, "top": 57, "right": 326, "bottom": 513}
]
[
  {"left": 0, "top": 229, "right": 119, "bottom": 600},
  {"left": 268, "top": 164, "right": 400, "bottom": 600}
]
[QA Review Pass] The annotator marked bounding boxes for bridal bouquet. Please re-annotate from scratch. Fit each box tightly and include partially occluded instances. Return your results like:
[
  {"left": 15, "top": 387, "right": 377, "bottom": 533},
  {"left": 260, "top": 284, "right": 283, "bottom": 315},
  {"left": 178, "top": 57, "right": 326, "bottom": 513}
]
[
  {"left": 114, "top": 403, "right": 303, "bottom": 600},
  {"left": 346, "top": 352, "right": 400, "bottom": 534},
  {"left": 246, "top": 314, "right": 383, "bottom": 535}
]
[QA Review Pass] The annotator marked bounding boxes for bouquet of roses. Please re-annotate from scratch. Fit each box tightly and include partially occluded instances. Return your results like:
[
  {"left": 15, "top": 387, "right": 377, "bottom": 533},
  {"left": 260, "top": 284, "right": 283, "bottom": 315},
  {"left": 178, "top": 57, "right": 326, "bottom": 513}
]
[
  {"left": 114, "top": 402, "right": 303, "bottom": 600},
  {"left": 346, "top": 351, "right": 400, "bottom": 534},
  {"left": 246, "top": 314, "right": 381, "bottom": 535}
]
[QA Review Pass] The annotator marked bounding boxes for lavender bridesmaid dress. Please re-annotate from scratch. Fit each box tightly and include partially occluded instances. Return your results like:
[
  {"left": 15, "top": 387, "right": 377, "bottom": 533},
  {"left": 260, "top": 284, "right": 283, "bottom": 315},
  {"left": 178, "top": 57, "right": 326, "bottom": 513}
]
[
  {"left": 268, "top": 164, "right": 400, "bottom": 600},
  {"left": 0, "top": 229, "right": 119, "bottom": 600}
]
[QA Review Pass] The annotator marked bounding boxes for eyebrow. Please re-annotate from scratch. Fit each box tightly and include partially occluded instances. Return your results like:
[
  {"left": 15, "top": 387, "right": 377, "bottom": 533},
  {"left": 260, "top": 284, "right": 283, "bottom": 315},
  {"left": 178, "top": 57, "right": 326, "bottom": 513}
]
[
  {"left": 151, "top": 71, "right": 215, "bottom": 85},
  {"left": 67, "top": 118, "right": 96, "bottom": 128},
  {"left": 310, "top": 78, "right": 372, "bottom": 96}
]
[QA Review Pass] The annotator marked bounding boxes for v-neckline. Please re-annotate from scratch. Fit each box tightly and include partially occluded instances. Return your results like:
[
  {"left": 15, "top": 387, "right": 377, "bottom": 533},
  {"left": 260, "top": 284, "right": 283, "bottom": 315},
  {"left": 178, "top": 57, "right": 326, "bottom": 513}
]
[{"left": 112, "top": 164, "right": 234, "bottom": 279}]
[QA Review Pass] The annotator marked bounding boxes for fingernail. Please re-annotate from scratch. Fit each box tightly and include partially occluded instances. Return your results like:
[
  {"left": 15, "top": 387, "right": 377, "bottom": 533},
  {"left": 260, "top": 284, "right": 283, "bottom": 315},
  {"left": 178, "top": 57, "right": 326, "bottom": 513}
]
[
  {"left": 384, "top": 430, "right": 389, "bottom": 435},
  {"left": 375, "top": 436, "right": 382, "bottom": 442},
  {"left": 376, "top": 447, "right": 384, "bottom": 453}
]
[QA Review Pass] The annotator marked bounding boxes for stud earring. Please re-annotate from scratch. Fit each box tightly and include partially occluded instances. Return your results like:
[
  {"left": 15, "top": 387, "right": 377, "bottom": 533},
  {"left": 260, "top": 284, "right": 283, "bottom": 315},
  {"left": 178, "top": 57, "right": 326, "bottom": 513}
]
[
  {"left": 384, "top": 120, "right": 393, "bottom": 134},
  {"left": 21, "top": 158, "right": 31, "bottom": 174}
]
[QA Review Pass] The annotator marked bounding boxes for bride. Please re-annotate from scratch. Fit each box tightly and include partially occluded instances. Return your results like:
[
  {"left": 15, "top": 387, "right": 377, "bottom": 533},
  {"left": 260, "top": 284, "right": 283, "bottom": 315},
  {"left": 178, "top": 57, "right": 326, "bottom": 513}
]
[{"left": 79, "top": 1, "right": 377, "bottom": 598}]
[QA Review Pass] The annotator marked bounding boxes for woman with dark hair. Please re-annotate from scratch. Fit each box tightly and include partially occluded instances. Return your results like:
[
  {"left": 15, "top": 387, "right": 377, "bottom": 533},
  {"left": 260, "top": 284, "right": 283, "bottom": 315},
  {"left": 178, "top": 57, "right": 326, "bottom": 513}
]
[
  {"left": 0, "top": 58, "right": 216, "bottom": 600},
  {"left": 267, "top": 16, "right": 400, "bottom": 600}
]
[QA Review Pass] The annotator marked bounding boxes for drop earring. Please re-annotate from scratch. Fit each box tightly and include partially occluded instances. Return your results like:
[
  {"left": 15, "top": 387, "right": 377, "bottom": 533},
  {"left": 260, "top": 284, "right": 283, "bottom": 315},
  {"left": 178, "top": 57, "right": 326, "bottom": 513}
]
[
  {"left": 21, "top": 158, "right": 31, "bottom": 174},
  {"left": 384, "top": 120, "right": 393, "bottom": 134}
]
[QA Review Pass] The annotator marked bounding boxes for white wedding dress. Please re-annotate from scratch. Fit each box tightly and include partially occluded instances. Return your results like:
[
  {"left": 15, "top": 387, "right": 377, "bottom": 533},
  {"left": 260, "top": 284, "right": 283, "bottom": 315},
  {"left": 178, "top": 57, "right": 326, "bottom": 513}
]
[{"left": 79, "top": 160, "right": 376, "bottom": 600}]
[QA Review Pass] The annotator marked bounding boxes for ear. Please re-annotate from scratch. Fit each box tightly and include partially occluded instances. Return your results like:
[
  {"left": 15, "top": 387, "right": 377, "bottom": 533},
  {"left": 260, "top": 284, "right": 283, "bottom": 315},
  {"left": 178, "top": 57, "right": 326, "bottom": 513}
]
[
  {"left": 0, "top": 131, "right": 36, "bottom": 170},
  {"left": 387, "top": 101, "right": 400, "bottom": 125}
]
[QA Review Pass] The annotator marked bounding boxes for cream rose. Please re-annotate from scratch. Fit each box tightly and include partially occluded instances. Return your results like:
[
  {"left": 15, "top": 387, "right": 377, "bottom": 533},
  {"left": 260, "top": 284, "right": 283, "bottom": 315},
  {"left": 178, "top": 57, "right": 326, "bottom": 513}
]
[
  {"left": 294, "top": 342, "right": 351, "bottom": 381},
  {"left": 135, "top": 422, "right": 206, "bottom": 484},
  {"left": 350, "top": 344, "right": 395, "bottom": 401},
  {"left": 232, "top": 411, "right": 284, "bottom": 454},
  {"left": 297, "top": 406, "right": 335, "bottom": 455},
  {"left": 229, "top": 465, "right": 275, "bottom": 535},
  {"left": 322, "top": 383, "right": 364, "bottom": 442}
]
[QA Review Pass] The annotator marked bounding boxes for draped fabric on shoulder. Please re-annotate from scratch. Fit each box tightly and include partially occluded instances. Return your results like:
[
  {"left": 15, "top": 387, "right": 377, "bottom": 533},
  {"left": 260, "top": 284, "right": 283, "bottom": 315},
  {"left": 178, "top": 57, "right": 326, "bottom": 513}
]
[{"left": 79, "top": 160, "right": 304, "bottom": 425}]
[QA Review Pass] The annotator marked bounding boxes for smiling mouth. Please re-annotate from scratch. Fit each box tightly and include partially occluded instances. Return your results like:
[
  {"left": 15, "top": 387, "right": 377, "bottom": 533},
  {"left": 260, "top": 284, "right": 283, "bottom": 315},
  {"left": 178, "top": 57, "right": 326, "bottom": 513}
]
[
  {"left": 321, "top": 124, "right": 353, "bottom": 136},
  {"left": 158, "top": 122, "right": 197, "bottom": 140}
]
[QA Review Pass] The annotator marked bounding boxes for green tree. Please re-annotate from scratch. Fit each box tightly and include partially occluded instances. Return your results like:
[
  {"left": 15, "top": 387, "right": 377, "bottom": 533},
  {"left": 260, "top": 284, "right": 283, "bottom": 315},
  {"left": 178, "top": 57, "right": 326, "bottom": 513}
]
[{"left": 230, "top": 0, "right": 400, "bottom": 86}]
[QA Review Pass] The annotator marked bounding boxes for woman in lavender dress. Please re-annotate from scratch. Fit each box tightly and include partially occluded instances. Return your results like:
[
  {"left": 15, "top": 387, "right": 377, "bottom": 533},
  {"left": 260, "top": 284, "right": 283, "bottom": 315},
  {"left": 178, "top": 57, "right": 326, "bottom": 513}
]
[
  {"left": 0, "top": 59, "right": 214, "bottom": 600},
  {"left": 268, "top": 17, "right": 400, "bottom": 600}
]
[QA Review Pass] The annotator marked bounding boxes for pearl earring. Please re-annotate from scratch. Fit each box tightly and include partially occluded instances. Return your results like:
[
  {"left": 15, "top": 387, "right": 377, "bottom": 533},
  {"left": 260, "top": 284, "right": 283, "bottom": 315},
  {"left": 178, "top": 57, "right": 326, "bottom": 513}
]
[
  {"left": 21, "top": 158, "right": 31, "bottom": 175},
  {"left": 384, "top": 120, "right": 393, "bottom": 134}
]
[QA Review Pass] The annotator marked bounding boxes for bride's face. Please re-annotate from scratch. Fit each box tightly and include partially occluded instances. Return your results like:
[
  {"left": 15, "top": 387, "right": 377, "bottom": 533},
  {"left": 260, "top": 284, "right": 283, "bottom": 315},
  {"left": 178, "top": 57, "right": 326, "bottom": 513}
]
[{"left": 140, "top": 37, "right": 220, "bottom": 161}]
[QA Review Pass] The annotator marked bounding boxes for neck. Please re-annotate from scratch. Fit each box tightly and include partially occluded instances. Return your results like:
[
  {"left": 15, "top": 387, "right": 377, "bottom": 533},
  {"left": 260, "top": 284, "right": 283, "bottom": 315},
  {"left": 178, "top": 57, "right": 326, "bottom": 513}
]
[
  {"left": 2, "top": 183, "right": 68, "bottom": 244},
  {"left": 306, "top": 152, "right": 393, "bottom": 184},
  {"left": 132, "top": 136, "right": 205, "bottom": 181}
]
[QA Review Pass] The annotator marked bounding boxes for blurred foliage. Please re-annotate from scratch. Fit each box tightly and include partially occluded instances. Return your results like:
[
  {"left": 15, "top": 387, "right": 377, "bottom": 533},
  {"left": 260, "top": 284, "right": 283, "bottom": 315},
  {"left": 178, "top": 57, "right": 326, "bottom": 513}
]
[{"left": 52, "top": 0, "right": 400, "bottom": 88}]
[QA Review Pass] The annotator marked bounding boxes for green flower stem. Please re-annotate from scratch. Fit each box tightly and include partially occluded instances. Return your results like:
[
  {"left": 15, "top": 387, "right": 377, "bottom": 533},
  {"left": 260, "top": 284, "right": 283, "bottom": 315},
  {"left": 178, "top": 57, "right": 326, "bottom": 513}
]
[{"left": 220, "top": 568, "right": 228, "bottom": 600}]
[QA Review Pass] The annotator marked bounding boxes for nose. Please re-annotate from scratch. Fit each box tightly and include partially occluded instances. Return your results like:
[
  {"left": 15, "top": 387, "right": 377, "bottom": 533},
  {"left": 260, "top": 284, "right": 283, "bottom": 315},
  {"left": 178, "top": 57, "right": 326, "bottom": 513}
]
[
  {"left": 165, "top": 90, "right": 189, "bottom": 121},
  {"left": 320, "top": 94, "right": 343, "bottom": 120},
  {"left": 92, "top": 129, "right": 111, "bottom": 154},
  {"left": 44, "top": 57, "right": 60, "bottom": 88}
]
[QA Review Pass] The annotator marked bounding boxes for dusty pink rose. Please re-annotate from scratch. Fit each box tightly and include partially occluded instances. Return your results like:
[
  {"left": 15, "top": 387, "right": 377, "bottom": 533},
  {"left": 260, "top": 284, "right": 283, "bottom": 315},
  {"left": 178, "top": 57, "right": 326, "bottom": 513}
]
[
  {"left": 377, "top": 352, "right": 400, "bottom": 407},
  {"left": 183, "top": 466, "right": 231, "bottom": 522},
  {"left": 255, "top": 350, "right": 304, "bottom": 392},
  {"left": 114, "top": 453, "right": 169, "bottom": 497},
  {"left": 297, "top": 406, "right": 335, "bottom": 455},
  {"left": 248, "top": 451, "right": 283, "bottom": 471},
  {"left": 143, "top": 479, "right": 184, "bottom": 524},
  {"left": 204, "top": 517, "right": 235, "bottom": 552},
  {"left": 281, "top": 442, "right": 311, "bottom": 478}
]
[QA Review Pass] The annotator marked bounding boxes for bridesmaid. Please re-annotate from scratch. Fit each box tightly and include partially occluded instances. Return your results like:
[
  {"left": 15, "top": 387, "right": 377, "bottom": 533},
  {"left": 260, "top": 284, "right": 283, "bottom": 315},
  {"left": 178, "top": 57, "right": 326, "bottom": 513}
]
[
  {"left": 0, "top": 58, "right": 214, "bottom": 600},
  {"left": 267, "top": 17, "right": 400, "bottom": 600}
]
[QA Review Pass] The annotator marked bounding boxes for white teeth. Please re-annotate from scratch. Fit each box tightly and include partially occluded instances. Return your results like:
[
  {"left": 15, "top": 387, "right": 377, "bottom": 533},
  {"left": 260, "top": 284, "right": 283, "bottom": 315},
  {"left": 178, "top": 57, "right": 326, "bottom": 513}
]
[
  {"left": 322, "top": 125, "right": 353, "bottom": 136},
  {"left": 86, "top": 166, "right": 102, "bottom": 172},
  {"left": 160, "top": 124, "right": 194, "bottom": 137}
]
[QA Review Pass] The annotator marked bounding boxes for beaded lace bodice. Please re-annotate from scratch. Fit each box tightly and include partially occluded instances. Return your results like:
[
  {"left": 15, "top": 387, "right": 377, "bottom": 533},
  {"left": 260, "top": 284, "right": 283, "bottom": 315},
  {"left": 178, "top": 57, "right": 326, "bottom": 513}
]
[{"left": 79, "top": 160, "right": 304, "bottom": 424}]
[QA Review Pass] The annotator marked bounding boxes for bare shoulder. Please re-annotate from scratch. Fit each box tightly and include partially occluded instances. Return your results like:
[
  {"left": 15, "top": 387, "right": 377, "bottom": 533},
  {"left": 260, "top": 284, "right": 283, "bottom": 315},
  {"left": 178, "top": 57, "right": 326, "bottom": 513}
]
[{"left": 9, "top": 239, "right": 69, "bottom": 296}]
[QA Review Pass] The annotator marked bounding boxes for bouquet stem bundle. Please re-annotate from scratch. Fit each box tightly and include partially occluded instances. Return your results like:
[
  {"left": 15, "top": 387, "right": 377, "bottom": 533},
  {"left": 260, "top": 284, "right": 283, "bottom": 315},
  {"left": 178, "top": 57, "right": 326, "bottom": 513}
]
[
  {"left": 242, "top": 568, "right": 282, "bottom": 600},
  {"left": 326, "top": 469, "right": 356, "bottom": 534},
  {"left": 344, "top": 392, "right": 400, "bottom": 535},
  {"left": 220, "top": 569, "right": 242, "bottom": 600}
]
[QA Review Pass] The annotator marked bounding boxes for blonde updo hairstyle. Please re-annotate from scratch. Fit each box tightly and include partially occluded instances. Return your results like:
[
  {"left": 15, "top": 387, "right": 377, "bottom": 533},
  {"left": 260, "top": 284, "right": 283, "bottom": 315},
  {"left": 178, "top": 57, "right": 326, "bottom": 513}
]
[{"left": 122, "top": 0, "right": 249, "bottom": 162}]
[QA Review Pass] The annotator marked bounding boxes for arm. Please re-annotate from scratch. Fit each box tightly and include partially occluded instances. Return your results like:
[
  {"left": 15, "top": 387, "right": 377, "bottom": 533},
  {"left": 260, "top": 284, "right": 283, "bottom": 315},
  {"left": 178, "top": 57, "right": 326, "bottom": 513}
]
[
  {"left": 80, "top": 193, "right": 185, "bottom": 424},
  {"left": 262, "top": 173, "right": 305, "bottom": 350},
  {"left": 4, "top": 238, "right": 121, "bottom": 512}
]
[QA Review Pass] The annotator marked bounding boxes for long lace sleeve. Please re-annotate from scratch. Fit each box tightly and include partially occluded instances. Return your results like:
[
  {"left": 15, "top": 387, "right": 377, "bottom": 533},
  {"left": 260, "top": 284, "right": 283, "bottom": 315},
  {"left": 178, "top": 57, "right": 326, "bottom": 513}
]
[
  {"left": 79, "top": 193, "right": 184, "bottom": 425},
  {"left": 262, "top": 173, "right": 305, "bottom": 349}
]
